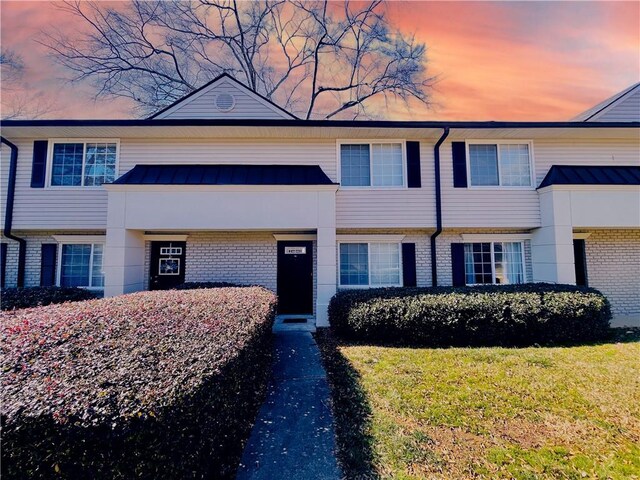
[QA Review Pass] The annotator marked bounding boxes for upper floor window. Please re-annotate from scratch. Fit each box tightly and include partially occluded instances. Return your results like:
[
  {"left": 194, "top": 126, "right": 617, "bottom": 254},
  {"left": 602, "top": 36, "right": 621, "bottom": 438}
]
[
  {"left": 50, "top": 141, "right": 118, "bottom": 187},
  {"left": 340, "top": 142, "right": 404, "bottom": 187},
  {"left": 468, "top": 142, "right": 532, "bottom": 187}
]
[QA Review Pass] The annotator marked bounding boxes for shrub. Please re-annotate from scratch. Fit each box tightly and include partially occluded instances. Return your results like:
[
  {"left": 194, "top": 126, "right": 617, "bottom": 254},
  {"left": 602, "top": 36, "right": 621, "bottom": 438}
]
[
  {"left": 1, "top": 287, "right": 277, "bottom": 479},
  {"left": 329, "top": 284, "right": 611, "bottom": 346},
  {"left": 174, "top": 281, "right": 243, "bottom": 290},
  {"left": 1, "top": 286, "right": 98, "bottom": 311}
]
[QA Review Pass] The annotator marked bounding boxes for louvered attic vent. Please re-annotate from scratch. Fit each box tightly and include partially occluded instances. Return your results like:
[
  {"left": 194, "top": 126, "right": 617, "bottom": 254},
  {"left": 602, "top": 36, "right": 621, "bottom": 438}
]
[{"left": 215, "top": 93, "right": 235, "bottom": 112}]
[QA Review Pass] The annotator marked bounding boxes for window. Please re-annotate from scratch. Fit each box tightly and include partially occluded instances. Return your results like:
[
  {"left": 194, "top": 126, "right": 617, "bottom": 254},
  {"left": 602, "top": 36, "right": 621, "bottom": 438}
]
[
  {"left": 59, "top": 243, "right": 104, "bottom": 288},
  {"left": 339, "top": 242, "right": 401, "bottom": 287},
  {"left": 468, "top": 142, "right": 532, "bottom": 187},
  {"left": 340, "top": 142, "right": 404, "bottom": 187},
  {"left": 50, "top": 141, "right": 118, "bottom": 186},
  {"left": 464, "top": 241, "right": 525, "bottom": 285}
]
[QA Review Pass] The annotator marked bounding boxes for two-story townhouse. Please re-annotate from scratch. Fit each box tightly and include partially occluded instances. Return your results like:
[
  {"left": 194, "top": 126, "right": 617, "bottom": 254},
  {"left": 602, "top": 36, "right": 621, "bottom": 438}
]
[{"left": 2, "top": 75, "right": 639, "bottom": 327}]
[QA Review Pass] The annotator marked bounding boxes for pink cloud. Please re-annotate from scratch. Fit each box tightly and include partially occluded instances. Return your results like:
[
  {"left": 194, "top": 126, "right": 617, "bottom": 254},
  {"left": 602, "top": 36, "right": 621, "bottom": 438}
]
[{"left": 1, "top": 1, "right": 638, "bottom": 120}]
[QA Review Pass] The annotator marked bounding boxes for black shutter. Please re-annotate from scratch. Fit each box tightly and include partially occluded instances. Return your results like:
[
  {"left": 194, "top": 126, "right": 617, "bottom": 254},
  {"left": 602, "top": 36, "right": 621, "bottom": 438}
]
[
  {"left": 1, "top": 243, "right": 7, "bottom": 288},
  {"left": 31, "top": 140, "right": 49, "bottom": 188},
  {"left": 451, "top": 243, "right": 466, "bottom": 287},
  {"left": 40, "top": 244, "right": 57, "bottom": 287},
  {"left": 406, "top": 141, "right": 421, "bottom": 188},
  {"left": 402, "top": 243, "right": 417, "bottom": 287},
  {"left": 452, "top": 142, "right": 467, "bottom": 188}
]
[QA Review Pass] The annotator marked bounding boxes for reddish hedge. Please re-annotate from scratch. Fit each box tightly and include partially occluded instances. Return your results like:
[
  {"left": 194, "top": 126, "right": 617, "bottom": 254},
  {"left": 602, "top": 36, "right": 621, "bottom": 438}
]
[{"left": 1, "top": 287, "right": 277, "bottom": 479}]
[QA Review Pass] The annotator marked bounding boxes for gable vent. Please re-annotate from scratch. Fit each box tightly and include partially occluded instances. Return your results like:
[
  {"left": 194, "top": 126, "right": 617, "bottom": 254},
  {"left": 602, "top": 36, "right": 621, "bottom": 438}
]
[{"left": 215, "top": 93, "right": 236, "bottom": 112}]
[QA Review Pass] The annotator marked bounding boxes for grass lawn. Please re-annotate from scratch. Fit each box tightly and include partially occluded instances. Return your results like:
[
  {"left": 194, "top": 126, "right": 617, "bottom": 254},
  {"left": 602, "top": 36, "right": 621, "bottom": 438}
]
[{"left": 316, "top": 329, "right": 640, "bottom": 480}]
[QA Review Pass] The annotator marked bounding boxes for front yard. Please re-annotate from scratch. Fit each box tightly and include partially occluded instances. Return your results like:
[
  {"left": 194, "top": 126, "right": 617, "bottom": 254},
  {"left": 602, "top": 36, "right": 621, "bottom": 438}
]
[{"left": 317, "top": 329, "right": 640, "bottom": 479}]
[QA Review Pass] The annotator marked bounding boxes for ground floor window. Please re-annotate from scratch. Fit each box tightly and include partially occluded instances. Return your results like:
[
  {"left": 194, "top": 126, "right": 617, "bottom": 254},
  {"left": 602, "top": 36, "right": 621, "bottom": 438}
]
[
  {"left": 59, "top": 243, "right": 104, "bottom": 288},
  {"left": 464, "top": 241, "right": 524, "bottom": 285},
  {"left": 339, "top": 242, "right": 401, "bottom": 287}
]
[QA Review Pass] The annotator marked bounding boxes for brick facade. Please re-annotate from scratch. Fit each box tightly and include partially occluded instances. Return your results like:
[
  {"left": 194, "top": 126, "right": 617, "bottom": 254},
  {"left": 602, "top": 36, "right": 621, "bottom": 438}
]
[
  {"left": 2, "top": 231, "right": 105, "bottom": 288},
  {"left": 583, "top": 229, "right": 640, "bottom": 316},
  {"left": 3, "top": 228, "right": 637, "bottom": 323},
  {"left": 335, "top": 229, "right": 433, "bottom": 288},
  {"left": 436, "top": 229, "right": 534, "bottom": 286}
]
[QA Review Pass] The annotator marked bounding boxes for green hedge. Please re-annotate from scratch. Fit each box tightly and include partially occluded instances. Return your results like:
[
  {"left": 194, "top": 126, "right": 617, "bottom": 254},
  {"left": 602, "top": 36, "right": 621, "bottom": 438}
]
[
  {"left": 1, "top": 286, "right": 98, "bottom": 311},
  {"left": 1, "top": 287, "right": 277, "bottom": 479},
  {"left": 329, "top": 284, "right": 611, "bottom": 346}
]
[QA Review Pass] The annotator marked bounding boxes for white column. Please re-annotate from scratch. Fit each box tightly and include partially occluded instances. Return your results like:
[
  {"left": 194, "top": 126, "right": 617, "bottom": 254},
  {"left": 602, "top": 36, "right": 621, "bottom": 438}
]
[
  {"left": 316, "top": 190, "right": 337, "bottom": 327},
  {"left": 531, "top": 188, "right": 576, "bottom": 284},
  {"left": 104, "top": 190, "right": 145, "bottom": 297}
]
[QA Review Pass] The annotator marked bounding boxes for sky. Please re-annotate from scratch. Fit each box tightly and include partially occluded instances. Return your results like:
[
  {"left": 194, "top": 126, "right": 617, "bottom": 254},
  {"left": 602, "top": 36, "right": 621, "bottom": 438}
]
[{"left": 1, "top": 1, "right": 638, "bottom": 121}]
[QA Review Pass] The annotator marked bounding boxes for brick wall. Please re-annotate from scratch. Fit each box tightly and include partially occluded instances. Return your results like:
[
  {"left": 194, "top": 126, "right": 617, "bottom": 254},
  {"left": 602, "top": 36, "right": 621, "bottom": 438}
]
[
  {"left": 436, "top": 229, "right": 534, "bottom": 286},
  {"left": 336, "top": 229, "right": 434, "bottom": 288},
  {"left": 2, "top": 231, "right": 105, "bottom": 288},
  {"left": 583, "top": 229, "right": 640, "bottom": 316}
]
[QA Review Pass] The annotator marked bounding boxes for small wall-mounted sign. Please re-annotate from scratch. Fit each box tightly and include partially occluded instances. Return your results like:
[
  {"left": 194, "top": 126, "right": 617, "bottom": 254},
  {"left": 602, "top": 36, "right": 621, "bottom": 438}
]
[{"left": 285, "top": 246, "right": 307, "bottom": 255}]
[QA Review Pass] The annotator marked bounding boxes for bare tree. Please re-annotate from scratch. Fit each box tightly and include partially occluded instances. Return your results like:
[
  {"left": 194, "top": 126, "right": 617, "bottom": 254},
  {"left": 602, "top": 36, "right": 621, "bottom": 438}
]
[
  {"left": 42, "top": 0, "right": 434, "bottom": 119},
  {"left": 1, "top": 48, "right": 57, "bottom": 120}
]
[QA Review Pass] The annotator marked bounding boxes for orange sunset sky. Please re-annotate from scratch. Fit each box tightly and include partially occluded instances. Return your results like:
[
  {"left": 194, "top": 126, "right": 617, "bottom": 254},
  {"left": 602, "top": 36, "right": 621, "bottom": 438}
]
[{"left": 1, "top": 0, "right": 639, "bottom": 121}]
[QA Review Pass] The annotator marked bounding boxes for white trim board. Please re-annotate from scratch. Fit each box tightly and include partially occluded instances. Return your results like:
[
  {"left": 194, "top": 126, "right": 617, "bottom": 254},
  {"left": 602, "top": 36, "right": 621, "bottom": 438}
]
[
  {"left": 461, "top": 233, "right": 531, "bottom": 242},
  {"left": 273, "top": 234, "right": 317, "bottom": 241},
  {"left": 53, "top": 235, "right": 107, "bottom": 243},
  {"left": 143, "top": 234, "right": 189, "bottom": 241},
  {"left": 337, "top": 234, "right": 406, "bottom": 242}
]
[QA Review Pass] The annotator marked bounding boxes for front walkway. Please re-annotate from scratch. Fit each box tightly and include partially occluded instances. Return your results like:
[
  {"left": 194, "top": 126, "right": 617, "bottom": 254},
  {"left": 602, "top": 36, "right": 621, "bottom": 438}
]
[{"left": 236, "top": 330, "right": 341, "bottom": 480}]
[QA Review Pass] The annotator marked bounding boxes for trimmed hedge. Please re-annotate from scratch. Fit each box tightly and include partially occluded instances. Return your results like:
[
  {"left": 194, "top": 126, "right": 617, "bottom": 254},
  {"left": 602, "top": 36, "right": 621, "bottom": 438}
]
[
  {"left": 1, "top": 287, "right": 277, "bottom": 479},
  {"left": 329, "top": 284, "right": 611, "bottom": 346},
  {"left": 1, "top": 286, "right": 98, "bottom": 311}
]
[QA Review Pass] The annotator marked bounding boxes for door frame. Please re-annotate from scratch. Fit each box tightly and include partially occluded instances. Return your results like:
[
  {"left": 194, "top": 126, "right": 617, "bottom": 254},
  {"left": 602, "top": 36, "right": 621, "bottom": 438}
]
[
  {"left": 276, "top": 240, "right": 314, "bottom": 315},
  {"left": 149, "top": 241, "right": 187, "bottom": 290}
]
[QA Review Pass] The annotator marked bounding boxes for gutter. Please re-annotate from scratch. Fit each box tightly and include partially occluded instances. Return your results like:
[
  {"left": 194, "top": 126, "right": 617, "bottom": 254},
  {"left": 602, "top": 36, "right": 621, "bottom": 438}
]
[
  {"left": 1, "top": 137, "right": 26, "bottom": 287},
  {"left": 430, "top": 127, "right": 450, "bottom": 287}
]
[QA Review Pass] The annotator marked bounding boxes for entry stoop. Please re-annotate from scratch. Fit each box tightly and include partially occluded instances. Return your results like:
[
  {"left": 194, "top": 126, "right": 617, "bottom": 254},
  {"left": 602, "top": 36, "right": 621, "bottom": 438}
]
[{"left": 273, "top": 315, "right": 316, "bottom": 333}]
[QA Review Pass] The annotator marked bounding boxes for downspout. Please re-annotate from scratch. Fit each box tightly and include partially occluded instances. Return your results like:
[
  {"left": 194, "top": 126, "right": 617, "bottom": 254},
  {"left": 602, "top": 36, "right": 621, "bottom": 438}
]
[
  {"left": 430, "top": 127, "right": 450, "bottom": 287},
  {"left": 1, "top": 136, "right": 26, "bottom": 287}
]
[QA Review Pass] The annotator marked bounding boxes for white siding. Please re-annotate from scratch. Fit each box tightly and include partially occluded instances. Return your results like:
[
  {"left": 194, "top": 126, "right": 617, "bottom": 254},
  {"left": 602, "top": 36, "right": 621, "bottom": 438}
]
[
  {"left": 440, "top": 138, "right": 640, "bottom": 228},
  {"left": 119, "top": 138, "right": 337, "bottom": 178},
  {"left": 534, "top": 138, "right": 640, "bottom": 184},
  {"left": 594, "top": 88, "right": 640, "bottom": 122},
  {"left": 9, "top": 138, "right": 337, "bottom": 229},
  {"left": 10, "top": 139, "right": 108, "bottom": 230},
  {"left": 156, "top": 79, "right": 289, "bottom": 120},
  {"left": 336, "top": 141, "right": 436, "bottom": 228},
  {"left": 440, "top": 141, "right": 540, "bottom": 228}
]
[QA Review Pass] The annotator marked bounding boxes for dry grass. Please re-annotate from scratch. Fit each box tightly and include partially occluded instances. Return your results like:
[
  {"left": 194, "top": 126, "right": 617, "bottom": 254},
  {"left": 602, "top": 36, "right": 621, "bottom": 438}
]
[{"left": 316, "top": 329, "right": 640, "bottom": 480}]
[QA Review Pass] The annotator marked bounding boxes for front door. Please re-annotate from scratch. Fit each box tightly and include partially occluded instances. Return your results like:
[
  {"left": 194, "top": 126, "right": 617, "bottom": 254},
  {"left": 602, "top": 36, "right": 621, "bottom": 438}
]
[
  {"left": 277, "top": 241, "right": 313, "bottom": 315},
  {"left": 150, "top": 241, "right": 186, "bottom": 290}
]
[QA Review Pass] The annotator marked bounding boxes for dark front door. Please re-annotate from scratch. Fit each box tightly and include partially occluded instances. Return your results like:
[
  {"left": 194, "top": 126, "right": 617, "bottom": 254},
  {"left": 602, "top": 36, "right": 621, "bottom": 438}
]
[
  {"left": 573, "top": 239, "right": 588, "bottom": 287},
  {"left": 150, "top": 241, "right": 186, "bottom": 290},
  {"left": 277, "top": 241, "right": 313, "bottom": 315}
]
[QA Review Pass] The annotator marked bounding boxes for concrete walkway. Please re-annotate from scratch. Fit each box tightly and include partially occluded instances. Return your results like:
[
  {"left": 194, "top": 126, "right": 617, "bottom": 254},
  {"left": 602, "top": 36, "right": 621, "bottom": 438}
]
[{"left": 236, "top": 331, "right": 341, "bottom": 480}]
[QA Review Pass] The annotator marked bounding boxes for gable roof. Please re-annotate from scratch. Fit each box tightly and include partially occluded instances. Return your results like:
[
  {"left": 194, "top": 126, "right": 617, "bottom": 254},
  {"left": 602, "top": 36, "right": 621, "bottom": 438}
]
[
  {"left": 538, "top": 165, "right": 640, "bottom": 189},
  {"left": 111, "top": 164, "right": 335, "bottom": 186},
  {"left": 148, "top": 73, "right": 297, "bottom": 120},
  {"left": 573, "top": 83, "right": 640, "bottom": 122}
]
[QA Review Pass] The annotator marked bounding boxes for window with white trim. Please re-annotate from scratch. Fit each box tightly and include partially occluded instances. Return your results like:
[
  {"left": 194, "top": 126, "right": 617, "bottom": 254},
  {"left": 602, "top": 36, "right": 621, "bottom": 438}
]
[
  {"left": 464, "top": 241, "right": 525, "bottom": 285},
  {"left": 59, "top": 243, "right": 104, "bottom": 288},
  {"left": 340, "top": 142, "right": 404, "bottom": 187},
  {"left": 339, "top": 242, "right": 401, "bottom": 287},
  {"left": 50, "top": 141, "right": 118, "bottom": 186},
  {"left": 468, "top": 142, "right": 532, "bottom": 187}
]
